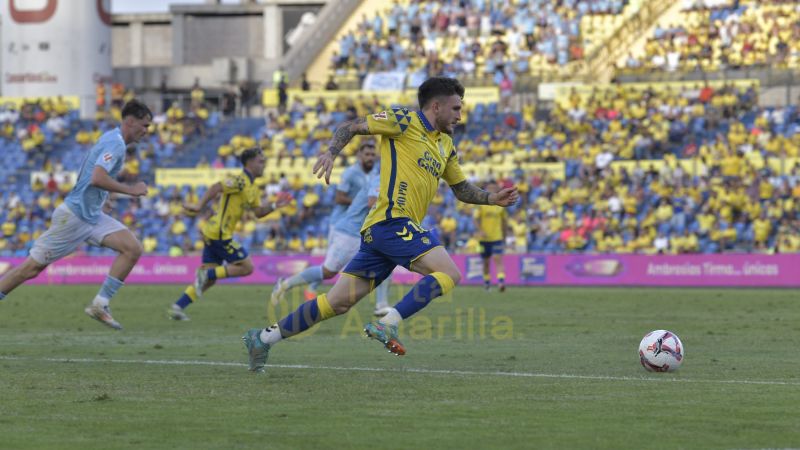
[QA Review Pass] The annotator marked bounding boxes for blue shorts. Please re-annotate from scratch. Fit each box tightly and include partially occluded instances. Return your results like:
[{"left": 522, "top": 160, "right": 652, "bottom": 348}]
[
  {"left": 202, "top": 238, "right": 249, "bottom": 265},
  {"left": 479, "top": 240, "right": 504, "bottom": 259},
  {"left": 343, "top": 218, "right": 442, "bottom": 284}
]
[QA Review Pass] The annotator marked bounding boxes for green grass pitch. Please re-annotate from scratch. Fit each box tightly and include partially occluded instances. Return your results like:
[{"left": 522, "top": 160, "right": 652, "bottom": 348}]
[{"left": 1, "top": 284, "right": 799, "bottom": 449}]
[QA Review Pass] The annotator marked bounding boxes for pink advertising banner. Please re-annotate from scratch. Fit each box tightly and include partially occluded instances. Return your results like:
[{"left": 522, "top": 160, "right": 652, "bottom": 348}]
[{"left": 1, "top": 254, "right": 799, "bottom": 287}]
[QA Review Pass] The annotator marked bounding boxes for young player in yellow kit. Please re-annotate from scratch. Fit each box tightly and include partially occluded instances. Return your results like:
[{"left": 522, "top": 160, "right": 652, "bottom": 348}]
[
  {"left": 168, "top": 148, "right": 290, "bottom": 320},
  {"left": 242, "top": 77, "right": 519, "bottom": 372},
  {"left": 474, "top": 180, "right": 509, "bottom": 292}
]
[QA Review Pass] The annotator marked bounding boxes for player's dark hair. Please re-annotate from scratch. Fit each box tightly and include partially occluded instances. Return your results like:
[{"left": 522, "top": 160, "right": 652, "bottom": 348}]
[
  {"left": 240, "top": 147, "right": 263, "bottom": 165},
  {"left": 417, "top": 77, "right": 465, "bottom": 109},
  {"left": 121, "top": 99, "right": 152, "bottom": 120},
  {"left": 358, "top": 141, "right": 376, "bottom": 152}
]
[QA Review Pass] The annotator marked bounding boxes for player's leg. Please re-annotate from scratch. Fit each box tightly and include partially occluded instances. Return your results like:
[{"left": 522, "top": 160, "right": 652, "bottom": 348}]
[
  {"left": 482, "top": 256, "right": 491, "bottom": 290},
  {"left": 377, "top": 245, "right": 460, "bottom": 326},
  {"left": 243, "top": 241, "right": 392, "bottom": 372},
  {"left": 272, "top": 264, "right": 325, "bottom": 304},
  {"left": 193, "top": 240, "right": 249, "bottom": 297},
  {"left": 363, "top": 245, "right": 459, "bottom": 355},
  {"left": 305, "top": 227, "right": 337, "bottom": 297},
  {"left": 373, "top": 278, "right": 391, "bottom": 316},
  {"left": 272, "top": 230, "right": 359, "bottom": 304},
  {"left": 173, "top": 241, "right": 250, "bottom": 319},
  {"left": 1, "top": 205, "right": 91, "bottom": 300},
  {"left": 83, "top": 224, "right": 143, "bottom": 330},
  {"left": 0, "top": 257, "right": 48, "bottom": 299},
  {"left": 243, "top": 273, "right": 374, "bottom": 372},
  {"left": 170, "top": 262, "right": 218, "bottom": 321},
  {"left": 479, "top": 241, "right": 492, "bottom": 290},
  {"left": 493, "top": 251, "right": 506, "bottom": 293}
]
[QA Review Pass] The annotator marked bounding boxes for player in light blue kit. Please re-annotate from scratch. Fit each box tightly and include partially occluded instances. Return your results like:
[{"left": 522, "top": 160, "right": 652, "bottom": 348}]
[
  {"left": 0, "top": 100, "right": 152, "bottom": 330},
  {"left": 271, "top": 141, "right": 377, "bottom": 303}
]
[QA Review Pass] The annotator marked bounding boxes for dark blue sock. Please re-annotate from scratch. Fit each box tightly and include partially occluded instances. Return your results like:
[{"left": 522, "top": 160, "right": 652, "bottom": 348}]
[
  {"left": 175, "top": 293, "right": 192, "bottom": 309},
  {"left": 278, "top": 300, "right": 321, "bottom": 337},
  {"left": 207, "top": 268, "right": 218, "bottom": 281},
  {"left": 393, "top": 275, "right": 443, "bottom": 319}
]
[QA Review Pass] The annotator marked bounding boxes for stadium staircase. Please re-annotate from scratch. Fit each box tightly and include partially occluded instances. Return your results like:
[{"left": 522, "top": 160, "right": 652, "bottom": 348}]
[
  {"left": 578, "top": 0, "right": 680, "bottom": 83},
  {"left": 616, "top": 0, "right": 686, "bottom": 70},
  {"left": 285, "top": 0, "right": 386, "bottom": 88}
]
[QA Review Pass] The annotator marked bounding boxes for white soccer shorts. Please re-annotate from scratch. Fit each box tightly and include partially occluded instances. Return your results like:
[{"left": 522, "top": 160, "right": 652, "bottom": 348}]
[
  {"left": 29, "top": 204, "right": 128, "bottom": 265},
  {"left": 322, "top": 229, "right": 361, "bottom": 272}
]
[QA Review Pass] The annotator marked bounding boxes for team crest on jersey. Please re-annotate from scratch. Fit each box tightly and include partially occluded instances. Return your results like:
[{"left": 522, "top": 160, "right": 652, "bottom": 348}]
[
  {"left": 102, "top": 153, "right": 113, "bottom": 162},
  {"left": 421, "top": 237, "right": 431, "bottom": 245},
  {"left": 437, "top": 140, "right": 446, "bottom": 158},
  {"left": 372, "top": 111, "right": 387, "bottom": 120}
]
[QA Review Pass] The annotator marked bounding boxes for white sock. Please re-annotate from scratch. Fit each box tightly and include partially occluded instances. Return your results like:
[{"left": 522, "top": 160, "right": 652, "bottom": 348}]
[
  {"left": 259, "top": 324, "right": 283, "bottom": 345},
  {"left": 379, "top": 308, "right": 402, "bottom": 327},
  {"left": 92, "top": 296, "right": 109, "bottom": 308}
]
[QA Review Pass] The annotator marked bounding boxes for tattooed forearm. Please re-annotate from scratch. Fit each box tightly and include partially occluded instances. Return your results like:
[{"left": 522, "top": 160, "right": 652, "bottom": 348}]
[
  {"left": 328, "top": 117, "right": 369, "bottom": 157},
  {"left": 451, "top": 181, "right": 490, "bottom": 205}
]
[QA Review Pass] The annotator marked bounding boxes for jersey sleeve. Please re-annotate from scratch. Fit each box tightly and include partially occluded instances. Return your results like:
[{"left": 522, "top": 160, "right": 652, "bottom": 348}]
[
  {"left": 441, "top": 147, "right": 466, "bottom": 186},
  {"left": 366, "top": 108, "right": 410, "bottom": 137},
  {"left": 94, "top": 140, "right": 125, "bottom": 173},
  {"left": 221, "top": 174, "right": 246, "bottom": 194}
]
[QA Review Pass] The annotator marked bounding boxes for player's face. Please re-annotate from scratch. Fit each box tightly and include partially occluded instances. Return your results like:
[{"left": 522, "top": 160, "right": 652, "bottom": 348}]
[
  {"left": 359, "top": 146, "right": 376, "bottom": 172},
  {"left": 250, "top": 154, "right": 267, "bottom": 177},
  {"left": 433, "top": 95, "right": 462, "bottom": 135},
  {"left": 123, "top": 115, "right": 152, "bottom": 144}
]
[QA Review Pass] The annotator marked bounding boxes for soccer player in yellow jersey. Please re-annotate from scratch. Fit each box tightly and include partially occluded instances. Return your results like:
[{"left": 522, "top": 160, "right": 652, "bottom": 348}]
[
  {"left": 168, "top": 148, "right": 290, "bottom": 320},
  {"left": 473, "top": 180, "right": 508, "bottom": 292},
  {"left": 242, "top": 77, "right": 519, "bottom": 372}
]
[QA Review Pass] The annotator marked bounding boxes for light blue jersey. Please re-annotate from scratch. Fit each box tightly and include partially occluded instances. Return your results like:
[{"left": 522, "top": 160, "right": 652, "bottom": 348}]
[
  {"left": 65, "top": 128, "right": 127, "bottom": 224},
  {"left": 367, "top": 165, "right": 380, "bottom": 198},
  {"left": 334, "top": 184, "right": 370, "bottom": 238},
  {"left": 330, "top": 163, "right": 370, "bottom": 227}
]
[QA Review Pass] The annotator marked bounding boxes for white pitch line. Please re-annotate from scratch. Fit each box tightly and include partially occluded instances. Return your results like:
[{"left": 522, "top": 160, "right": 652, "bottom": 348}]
[{"left": 1, "top": 355, "right": 799, "bottom": 386}]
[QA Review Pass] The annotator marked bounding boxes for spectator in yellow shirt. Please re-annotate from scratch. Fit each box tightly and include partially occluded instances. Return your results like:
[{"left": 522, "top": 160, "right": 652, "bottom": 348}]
[{"left": 752, "top": 211, "right": 772, "bottom": 251}]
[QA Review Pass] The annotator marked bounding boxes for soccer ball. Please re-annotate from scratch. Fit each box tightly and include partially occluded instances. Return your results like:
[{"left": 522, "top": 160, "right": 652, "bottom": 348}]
[{"left": 639, "top": 330, "right": 684, "bottom": 372}]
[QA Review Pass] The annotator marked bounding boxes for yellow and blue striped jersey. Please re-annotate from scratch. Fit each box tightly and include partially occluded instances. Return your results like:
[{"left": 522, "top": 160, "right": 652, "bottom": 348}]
[
  {"left": 202, "top": 171, "right": 260, "bottom": 241},
  {"left": 474, "top": 205, "right": 507, "bottom": 242},
  {"left": 361, "top": 108, "right": 466, "bottom": 231}
]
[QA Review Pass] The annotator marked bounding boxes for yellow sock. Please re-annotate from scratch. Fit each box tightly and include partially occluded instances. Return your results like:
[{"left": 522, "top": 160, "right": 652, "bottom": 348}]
[
  {"left": 430, "top": 272, "right": 456, "bottom": 295},
  {"left": 185, "top": 285, "right": 198, "bottom": 302},
  {"left": 316, "top": 293, "right": 336, "bottom": 319},
  {"left": 214, "top": 266, "right": 228, "bottom": 279}
]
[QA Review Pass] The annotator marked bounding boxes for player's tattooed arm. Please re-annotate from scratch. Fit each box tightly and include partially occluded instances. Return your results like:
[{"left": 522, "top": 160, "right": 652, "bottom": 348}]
[
  {"left": 328, "top": 117, "right": 369, "bottom": 158},
  {"left": 450, "top": 181, "right": 490, "bottom": 205}
]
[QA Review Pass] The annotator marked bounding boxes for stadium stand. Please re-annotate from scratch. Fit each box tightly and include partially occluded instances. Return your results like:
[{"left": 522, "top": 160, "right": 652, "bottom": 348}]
[
  {"left": 328, "top": 0, "right": 638, "bottom": 84},
  {"left": 622, "top": 0, "right": 800, "bottom": 73},
  {"left": 3, "top": 75, "right": 799, "bottom": 257}
]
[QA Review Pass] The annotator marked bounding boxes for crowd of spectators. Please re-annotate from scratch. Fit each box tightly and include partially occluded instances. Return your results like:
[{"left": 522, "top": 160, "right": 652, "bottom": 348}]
[
  {"left": 623, "top": 0, "right": 800, "bottom": 73},
  {"left": 2, "top": 77, "right": 800, "bottom": 256},
  {"left": 329, "top": 0, "right": 631, "bottom": 86}
]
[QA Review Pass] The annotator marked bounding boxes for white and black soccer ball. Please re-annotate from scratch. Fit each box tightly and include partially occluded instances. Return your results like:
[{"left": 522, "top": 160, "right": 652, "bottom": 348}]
[{"left": 639, "top": 330, "right": 684, "bottom": 372}]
